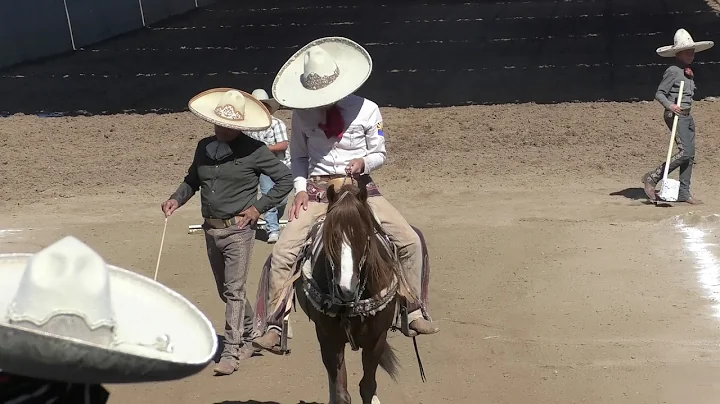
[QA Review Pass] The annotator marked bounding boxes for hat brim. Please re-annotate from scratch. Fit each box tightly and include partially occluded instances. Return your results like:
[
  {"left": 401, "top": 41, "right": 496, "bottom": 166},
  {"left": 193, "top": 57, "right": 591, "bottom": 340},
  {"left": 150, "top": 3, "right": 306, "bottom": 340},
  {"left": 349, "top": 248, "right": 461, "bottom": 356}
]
[
  {"left": 260, "top": 98, "right": 281, "bottom": 114},
  {"left": 189, "top": 88, "right": 272, "bottom": 131},
  {"left": 272, "top": 37, "right": 373, "bottom": 109},
  {"left": 657, "top": 41, "right": 714, "bottom": 57},
  {"left": 0, "top": 253, "right": 218, "bottom": 384}
]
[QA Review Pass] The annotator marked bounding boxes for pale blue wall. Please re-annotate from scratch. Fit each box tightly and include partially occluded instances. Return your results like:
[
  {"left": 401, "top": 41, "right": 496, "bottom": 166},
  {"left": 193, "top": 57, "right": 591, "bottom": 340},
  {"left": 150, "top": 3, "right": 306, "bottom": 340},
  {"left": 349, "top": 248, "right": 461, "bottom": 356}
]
[{"left": 0, "top": 0, "right": 211, "bottom": 69}]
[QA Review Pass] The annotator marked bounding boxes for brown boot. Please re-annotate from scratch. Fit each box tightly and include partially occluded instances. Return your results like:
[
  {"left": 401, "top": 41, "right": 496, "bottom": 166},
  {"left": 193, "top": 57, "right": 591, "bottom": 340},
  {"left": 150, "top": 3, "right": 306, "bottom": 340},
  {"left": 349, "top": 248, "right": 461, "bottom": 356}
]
[
  {"left": 251, "top": 329, "right": 283, "bottom": 355},
  {"left": 680, "top": 196, "right": 704, "bottom": 205},
  {"left": 213, "top": 344, "right": 258, "bottom": 376},
  {"left": 641, "top": 173, "right": 657, "bottom": 201},
  {"left": 213, "top": 358, "right": 238, "bottom": 376},
  {"left": 409, "top": 318, "right": 440, "bottom": 335}
]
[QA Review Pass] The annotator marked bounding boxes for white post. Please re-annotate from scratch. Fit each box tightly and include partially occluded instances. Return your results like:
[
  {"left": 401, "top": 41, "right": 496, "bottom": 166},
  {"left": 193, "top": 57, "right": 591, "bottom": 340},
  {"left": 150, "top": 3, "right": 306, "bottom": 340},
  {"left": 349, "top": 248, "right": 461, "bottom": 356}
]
[
  {"left": 137, "top": 0, "right": 147, "bottom": 27},
  {"left": 62, "top": 0, "right": 76, "bottom": 50}
]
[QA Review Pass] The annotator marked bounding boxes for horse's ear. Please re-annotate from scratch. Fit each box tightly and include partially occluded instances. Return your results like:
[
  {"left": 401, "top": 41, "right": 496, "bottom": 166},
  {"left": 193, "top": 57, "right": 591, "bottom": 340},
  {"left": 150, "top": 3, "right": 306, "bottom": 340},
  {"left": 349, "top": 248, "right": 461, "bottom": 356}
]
[
  {"left": 327, "top": 184, "right": 338, "bottom": 203},
  {"left": 358, "top": 184, "right": 368, "bottom": 202}
]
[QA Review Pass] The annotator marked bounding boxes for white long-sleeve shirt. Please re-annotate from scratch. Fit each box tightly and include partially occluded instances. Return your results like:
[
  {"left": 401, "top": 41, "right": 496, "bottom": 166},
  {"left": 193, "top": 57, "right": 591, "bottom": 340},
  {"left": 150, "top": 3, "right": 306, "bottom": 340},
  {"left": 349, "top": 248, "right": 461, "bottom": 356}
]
[{"left": 289, "top": 95, "right": 386, "bottom": 194}]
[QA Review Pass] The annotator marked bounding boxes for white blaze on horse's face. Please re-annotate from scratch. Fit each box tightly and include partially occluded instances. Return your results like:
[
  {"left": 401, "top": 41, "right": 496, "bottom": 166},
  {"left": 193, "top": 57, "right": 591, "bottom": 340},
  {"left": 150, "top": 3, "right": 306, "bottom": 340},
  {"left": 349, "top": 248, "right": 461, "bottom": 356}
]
[{"left": 337, "top": 237, "right": 359, "bottom": 300}]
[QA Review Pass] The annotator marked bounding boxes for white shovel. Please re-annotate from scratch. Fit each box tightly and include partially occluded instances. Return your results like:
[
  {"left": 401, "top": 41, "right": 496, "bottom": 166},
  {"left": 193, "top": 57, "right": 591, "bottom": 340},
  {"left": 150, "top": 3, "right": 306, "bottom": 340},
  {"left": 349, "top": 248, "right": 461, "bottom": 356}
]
[{"left": 657, "top": 80, "right": 685, "bottom": 202}]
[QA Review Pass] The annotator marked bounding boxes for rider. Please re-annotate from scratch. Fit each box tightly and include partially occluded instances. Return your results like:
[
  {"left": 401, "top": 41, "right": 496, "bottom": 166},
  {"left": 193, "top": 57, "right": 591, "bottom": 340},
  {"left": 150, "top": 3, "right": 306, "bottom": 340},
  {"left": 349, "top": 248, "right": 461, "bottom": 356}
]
[{"left": 252, "top": 37, "right": 439, "bottom": 353}]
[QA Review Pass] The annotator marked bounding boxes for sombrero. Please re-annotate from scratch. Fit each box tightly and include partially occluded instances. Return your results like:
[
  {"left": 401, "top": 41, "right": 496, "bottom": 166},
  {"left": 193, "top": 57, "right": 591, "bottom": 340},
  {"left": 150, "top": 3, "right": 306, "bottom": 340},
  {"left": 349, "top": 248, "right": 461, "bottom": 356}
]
[
  {"left": 0, "top": 236, "right": 217, "bottom": 384},
  {"left": 251, "top": 88, "right": 281, "bottom": 114},
  {"left": 657, "top": 28, "right": 714, "bottom": 57},
  {"left": 188, "top": 88, "right": 271, "bottom": 131},
  {"left": 272, "top": 37, "right": 372, "bottom": 109}
]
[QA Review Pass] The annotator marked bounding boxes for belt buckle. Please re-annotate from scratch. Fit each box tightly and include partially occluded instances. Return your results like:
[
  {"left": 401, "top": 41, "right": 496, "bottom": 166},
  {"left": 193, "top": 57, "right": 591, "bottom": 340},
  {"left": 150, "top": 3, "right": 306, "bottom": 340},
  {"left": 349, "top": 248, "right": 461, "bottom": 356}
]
[{"left": 222, "top": 218, "right": 233, "bottom": 227}]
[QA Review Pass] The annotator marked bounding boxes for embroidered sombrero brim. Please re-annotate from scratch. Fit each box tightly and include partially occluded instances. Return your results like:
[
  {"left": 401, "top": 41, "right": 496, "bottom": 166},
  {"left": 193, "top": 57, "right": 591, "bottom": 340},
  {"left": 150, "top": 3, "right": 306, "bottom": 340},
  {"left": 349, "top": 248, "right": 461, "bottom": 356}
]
[
  {"left": 272, "top": 37, "right": 373, "bottom": 109},
  {"left": 0, "top": 253, "right": 218, "bottom": 384},
  {"left": 188, "top": 88, "right": 272, "bottom": 131},
  {"left": 657, "top": 41, "right": 714, "bottom": 57}
]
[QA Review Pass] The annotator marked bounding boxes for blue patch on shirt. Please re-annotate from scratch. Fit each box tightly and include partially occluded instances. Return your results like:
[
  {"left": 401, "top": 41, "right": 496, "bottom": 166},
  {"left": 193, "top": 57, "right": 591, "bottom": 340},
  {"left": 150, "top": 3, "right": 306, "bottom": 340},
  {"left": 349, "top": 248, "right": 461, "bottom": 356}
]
[{"left": 378, "top": 129, "right": 384, "bottom": 137}]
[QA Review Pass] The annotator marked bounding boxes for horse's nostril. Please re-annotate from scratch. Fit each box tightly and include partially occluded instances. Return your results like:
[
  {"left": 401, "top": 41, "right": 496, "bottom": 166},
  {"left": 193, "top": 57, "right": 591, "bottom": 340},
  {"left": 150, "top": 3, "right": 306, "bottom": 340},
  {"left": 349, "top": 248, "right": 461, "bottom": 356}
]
[{"left": 337, "top": 286, "right": 354, "bottom": 300}]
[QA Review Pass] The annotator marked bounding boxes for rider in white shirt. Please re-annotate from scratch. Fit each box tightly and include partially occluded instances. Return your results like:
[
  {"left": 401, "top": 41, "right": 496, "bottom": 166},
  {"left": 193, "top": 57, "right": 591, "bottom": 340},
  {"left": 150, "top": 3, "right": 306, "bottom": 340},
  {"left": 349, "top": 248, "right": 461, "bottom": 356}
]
[{"left": 252, "top": 37, "right": 438, "bottom": 354}]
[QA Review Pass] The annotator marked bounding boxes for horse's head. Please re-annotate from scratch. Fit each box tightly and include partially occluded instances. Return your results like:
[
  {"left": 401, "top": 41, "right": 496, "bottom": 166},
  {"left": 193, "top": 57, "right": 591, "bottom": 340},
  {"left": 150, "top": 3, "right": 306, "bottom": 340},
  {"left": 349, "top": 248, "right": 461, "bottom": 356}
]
[{"left": 322, "top": 182, "right": 394, "bottom": 302}]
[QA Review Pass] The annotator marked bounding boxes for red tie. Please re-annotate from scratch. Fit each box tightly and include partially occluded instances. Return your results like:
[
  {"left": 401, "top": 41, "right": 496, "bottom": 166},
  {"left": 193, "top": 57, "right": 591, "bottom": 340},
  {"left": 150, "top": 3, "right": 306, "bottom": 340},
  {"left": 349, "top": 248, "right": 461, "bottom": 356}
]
[{"left": 318, "top": 106, "right": 345, "bottom": 140}]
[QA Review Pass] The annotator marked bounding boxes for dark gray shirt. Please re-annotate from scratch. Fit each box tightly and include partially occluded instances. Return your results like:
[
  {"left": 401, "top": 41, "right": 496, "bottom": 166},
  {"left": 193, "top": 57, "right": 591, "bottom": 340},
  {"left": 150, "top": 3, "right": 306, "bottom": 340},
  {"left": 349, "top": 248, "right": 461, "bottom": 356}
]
[
  {"left": 170, "top": 135, "right": 293, "bottom": 220},
  {"left": 655, "top": 64, "right": 696, "bottom": 111}
]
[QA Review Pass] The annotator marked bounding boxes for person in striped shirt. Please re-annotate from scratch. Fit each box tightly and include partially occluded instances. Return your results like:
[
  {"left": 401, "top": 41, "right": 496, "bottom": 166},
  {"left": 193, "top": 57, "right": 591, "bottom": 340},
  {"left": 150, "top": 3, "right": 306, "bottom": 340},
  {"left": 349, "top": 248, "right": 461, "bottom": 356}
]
[{"left": 246, "top": 89, "right": 291, "bottom": 243}]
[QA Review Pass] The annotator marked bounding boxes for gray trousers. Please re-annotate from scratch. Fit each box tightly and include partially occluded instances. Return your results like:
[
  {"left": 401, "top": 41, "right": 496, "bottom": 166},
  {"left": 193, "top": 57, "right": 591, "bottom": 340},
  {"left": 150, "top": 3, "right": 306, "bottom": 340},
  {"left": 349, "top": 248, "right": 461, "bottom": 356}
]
[
  {"left": 203, "top": 223, "right": 255, "bottom": 360},
  {"left": 649, "top": 112, "right": 696, "bottom": 200}
]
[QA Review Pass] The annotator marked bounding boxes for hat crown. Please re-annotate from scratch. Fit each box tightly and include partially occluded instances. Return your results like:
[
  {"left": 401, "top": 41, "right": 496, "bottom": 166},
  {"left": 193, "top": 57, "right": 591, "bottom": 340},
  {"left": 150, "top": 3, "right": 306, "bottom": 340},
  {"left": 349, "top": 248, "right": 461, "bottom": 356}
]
[
  {"left": 674, "top": 29, "right": 694, "bottom": 46},
  {"left": 251, "top": 88, "right": 270, "bottom": 101},
  {"left": 301, "top": 46, "right": 340, "bottom": 90},
  {"left": 7, "top": 236, "right": 116, "bottom": 343},
  {"left": 214, "top": 90, "right": 246, "bottom": 121}
]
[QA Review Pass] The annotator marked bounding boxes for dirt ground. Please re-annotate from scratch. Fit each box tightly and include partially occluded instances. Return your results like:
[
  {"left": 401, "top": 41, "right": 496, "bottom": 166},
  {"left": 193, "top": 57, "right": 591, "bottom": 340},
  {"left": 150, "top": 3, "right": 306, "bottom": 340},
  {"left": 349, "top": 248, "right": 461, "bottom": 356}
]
[{"left": 3, "top": 101, "right": 720, "bottom": 403}]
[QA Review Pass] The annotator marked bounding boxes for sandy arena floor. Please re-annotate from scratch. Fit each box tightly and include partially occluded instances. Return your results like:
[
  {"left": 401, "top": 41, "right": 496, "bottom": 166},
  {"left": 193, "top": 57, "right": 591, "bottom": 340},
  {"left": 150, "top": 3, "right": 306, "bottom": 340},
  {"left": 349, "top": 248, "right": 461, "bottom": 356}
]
[{"left": 3, "top": 101, "right": 720, "bottom": 403}]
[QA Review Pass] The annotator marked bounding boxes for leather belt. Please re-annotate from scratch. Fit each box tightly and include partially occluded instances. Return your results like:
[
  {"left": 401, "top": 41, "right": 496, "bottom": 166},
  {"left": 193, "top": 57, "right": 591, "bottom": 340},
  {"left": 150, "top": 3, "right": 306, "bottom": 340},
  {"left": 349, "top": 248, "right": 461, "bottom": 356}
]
[{"left": 205, "top": 216, "right": 243, "bottom": 229}]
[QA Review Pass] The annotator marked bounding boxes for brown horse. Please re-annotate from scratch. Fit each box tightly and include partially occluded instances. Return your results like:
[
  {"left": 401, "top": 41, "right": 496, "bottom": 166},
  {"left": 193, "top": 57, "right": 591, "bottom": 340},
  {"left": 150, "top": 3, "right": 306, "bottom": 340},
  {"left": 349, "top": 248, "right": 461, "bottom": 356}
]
[
  {"left": 304, "top": 183, "right": 407, "bottom": 404},
  {"left": 252, "top": 181, "right": 428, "bottom": 404}
]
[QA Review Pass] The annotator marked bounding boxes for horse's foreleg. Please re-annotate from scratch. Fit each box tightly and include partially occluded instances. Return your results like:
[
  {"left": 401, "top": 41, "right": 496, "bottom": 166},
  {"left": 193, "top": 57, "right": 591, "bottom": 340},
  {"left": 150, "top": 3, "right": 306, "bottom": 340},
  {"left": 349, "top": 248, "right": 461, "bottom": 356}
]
[
  {"left": 317, "top": 325, "right": 351, "bottom": 404},
  {"left": 359, "top": 331, "right": 387, "bottom": 404}
]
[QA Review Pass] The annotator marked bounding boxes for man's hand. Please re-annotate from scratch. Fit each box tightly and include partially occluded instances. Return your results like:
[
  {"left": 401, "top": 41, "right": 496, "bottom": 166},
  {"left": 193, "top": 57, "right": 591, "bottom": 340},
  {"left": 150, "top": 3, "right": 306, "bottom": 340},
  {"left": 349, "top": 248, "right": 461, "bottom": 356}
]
[
  {"left": 289, "top": 191, "right": 309, "bottom": 221},
  {"left": 161, "top": 199, "right": 179, "bottom": 217},
  {"left": 670, "top": 104, "right": 683, "bottom": 114},
  {"left": 345, "top": 158, "right": 365, "bottom": 175},
  {"left": 237, "top": 206, "right": 260, "bottom": 228}
]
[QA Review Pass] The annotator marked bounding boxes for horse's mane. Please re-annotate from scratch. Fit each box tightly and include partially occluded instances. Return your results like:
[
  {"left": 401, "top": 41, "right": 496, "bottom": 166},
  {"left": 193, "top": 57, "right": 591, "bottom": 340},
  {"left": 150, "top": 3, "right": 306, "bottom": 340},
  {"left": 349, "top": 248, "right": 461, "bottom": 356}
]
[{"left": 322, "top": 184, "right": 397, "bottom": 296}]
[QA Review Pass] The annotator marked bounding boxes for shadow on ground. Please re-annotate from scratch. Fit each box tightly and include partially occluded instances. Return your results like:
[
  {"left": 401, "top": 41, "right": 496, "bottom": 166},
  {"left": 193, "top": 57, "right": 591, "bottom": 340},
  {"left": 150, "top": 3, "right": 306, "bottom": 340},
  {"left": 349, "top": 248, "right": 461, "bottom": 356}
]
[
  {"left": 2, "top": 0, "right": 720, "bottom": 114},
  {"left": 215, "top": 401, "right": 322, "bottom": 404},
  {"left": 610, "top": 187, "right": 648, "bottom": 200}
]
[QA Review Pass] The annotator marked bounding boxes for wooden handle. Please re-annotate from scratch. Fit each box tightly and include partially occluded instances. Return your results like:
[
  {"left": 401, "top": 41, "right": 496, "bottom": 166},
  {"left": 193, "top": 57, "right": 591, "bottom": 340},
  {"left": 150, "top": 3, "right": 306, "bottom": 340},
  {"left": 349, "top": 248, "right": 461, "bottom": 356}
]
[{"left": 661, "top": 80, "right": 685, "bottom": 182}]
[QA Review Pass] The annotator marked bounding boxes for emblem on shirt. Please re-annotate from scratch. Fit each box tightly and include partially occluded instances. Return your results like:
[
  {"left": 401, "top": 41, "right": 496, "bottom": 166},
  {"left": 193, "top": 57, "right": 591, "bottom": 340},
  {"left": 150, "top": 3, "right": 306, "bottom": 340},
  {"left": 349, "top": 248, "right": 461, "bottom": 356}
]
[{"left": 377, "top": 121, "right": 384, "bottom": 137}]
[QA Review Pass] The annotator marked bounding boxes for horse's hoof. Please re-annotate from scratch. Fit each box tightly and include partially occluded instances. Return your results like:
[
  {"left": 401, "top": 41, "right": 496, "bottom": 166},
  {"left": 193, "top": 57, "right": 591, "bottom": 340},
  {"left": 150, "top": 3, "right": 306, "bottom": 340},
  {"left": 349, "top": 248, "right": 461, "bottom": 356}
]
[{"left": 371, "top": 396, "right": 381, "bottom": 404}]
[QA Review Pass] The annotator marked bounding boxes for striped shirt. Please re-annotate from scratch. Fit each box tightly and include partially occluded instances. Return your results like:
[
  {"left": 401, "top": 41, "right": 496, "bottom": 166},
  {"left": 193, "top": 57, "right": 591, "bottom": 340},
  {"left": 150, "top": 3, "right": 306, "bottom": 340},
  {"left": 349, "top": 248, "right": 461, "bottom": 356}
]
[{"left": 244, "top": 116, "right": 291, "bottom": 167}]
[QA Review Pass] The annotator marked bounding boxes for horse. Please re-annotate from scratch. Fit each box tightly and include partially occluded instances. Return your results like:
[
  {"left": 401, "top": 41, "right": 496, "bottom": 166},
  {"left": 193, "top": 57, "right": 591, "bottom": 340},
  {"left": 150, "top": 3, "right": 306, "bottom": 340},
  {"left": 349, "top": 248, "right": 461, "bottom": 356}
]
[{"left": 253, "top": 180, "right": 430, "bottom": 404}]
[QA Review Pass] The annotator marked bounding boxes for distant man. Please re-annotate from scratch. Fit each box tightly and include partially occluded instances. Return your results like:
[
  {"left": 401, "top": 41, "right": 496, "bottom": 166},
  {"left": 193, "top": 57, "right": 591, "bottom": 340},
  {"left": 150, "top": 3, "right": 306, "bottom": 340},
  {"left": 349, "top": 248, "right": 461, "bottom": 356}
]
[
  {"left": 642, "top": 29, "right": 713, "bottom": 204},
  {"left": 245, "top": 88, "right": 291, "bottom": 244}
]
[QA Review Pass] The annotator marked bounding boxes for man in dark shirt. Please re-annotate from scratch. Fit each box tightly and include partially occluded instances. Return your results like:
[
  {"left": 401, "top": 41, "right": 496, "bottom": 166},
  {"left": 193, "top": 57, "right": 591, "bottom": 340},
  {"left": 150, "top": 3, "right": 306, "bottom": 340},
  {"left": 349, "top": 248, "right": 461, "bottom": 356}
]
[{"left": 161, "top": 88, "right": 293, "bottom": 375}]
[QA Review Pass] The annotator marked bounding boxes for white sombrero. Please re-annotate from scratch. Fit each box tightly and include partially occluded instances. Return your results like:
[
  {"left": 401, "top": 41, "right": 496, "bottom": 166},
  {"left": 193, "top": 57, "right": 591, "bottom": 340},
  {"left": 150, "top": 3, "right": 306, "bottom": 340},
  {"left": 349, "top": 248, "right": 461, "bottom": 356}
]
[
  {"left": 188, "top": 88, "right": 271, "bottom": 131},
  {"left": 0, "top": 236, "right": 217, "bottom": 384},
  {"left": 272, "top": 37, "right": 372, "bottom": 109},
  {"left": 251, "top": 88, "right": 281, "bottom": 114},
  {"left": 657, "top": 28, "right": 714, "bottom": 57}
]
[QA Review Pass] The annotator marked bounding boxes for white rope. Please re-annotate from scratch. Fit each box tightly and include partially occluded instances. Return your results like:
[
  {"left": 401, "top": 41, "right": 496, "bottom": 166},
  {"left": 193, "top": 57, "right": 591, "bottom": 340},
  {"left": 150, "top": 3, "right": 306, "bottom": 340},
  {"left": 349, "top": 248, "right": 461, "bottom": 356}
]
[
  {"left": 195, "top": 0, "right": 199, "bottom": 7},
  {"left": 153, "top": 217, "right": 168, "bottom": 281},
  {"left": 62, "top": 0, "right": 76, "bottom": 50},
  {"left": 138, "top": 0, "right": 147, "bottom": 27}
]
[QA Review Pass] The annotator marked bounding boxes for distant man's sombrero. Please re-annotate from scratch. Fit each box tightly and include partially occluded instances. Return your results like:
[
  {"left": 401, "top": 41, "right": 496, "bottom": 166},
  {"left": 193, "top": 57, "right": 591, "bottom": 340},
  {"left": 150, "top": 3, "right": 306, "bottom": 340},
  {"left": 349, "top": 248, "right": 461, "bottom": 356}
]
[
  {"left": 657, "top": 28, "right": 714, "bottom": 57},
  {"left": 251, "top": 88, "right": 281, "bottom": 114},
  {"left": 272, "top": 37, "right": 372, "bottom": 109},
  {"left": 188, "top": 88, "right": 271, "bottom": 131},
  {"left": 0, "top": 236, "right": 217, "bottom": 384}
]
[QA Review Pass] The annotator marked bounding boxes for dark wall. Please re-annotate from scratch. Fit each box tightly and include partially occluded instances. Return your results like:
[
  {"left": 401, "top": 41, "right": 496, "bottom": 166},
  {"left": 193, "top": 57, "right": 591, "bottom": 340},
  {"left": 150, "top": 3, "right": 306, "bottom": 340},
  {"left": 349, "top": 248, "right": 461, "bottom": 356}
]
[
  {"left": 1, "top": 0, "right": 720, "bottom": 115},
  {"left": 0, "top": 0, "right": 75, "bottom": 68}
]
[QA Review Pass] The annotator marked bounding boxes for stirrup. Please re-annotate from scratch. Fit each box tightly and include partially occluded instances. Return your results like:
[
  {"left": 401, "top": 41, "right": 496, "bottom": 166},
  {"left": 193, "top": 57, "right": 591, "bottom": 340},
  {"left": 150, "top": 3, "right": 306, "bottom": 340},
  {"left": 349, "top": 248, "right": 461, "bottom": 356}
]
[
  {"left": 395, "top": 300, "right": 418, "bottom": 338},
  {"left": 279, "top": 315, "right": 291, "bottom": 355}
]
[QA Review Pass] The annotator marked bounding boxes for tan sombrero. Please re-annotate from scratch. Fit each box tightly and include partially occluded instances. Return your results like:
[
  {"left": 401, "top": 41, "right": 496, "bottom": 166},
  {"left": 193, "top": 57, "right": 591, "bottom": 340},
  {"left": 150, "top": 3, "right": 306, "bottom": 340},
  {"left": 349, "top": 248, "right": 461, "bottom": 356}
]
[
  {"left": 657, "top": 28, "right": 714, "bottom": 57},
  {"left": 251, "top": 88, "right": 280, "bottom": 114},
  {"left": 0, "top": 236, "right": 217, "bottom": 384},
  {"left": 188, "top": 88, "right": 271, "bottom": 131},
  {"left": 272, "top": 37, "right": 372, "bottom": 109}
]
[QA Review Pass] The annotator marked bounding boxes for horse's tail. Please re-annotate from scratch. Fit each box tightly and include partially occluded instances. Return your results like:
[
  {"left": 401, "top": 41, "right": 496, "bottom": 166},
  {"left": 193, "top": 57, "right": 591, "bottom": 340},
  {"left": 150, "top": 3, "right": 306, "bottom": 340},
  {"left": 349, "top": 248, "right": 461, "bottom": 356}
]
[{"left": 378, "top": 340, "right": 400, "bottom": 382}]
